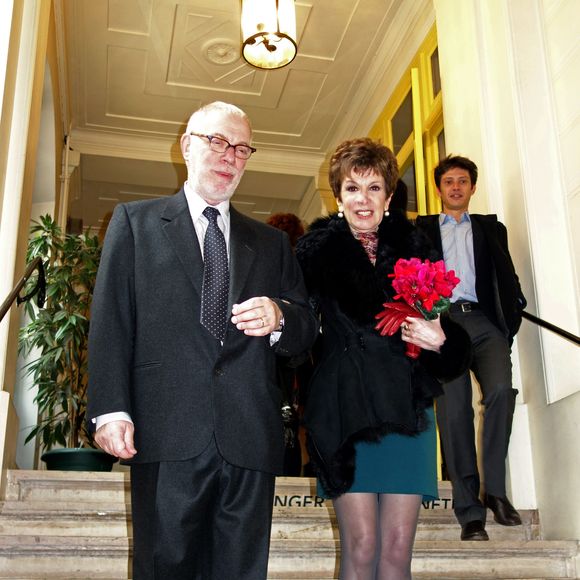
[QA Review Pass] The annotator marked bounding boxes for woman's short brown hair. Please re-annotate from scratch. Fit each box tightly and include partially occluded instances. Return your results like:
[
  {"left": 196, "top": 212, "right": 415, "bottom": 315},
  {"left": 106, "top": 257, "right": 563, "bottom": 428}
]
[{"left": 328, "top": 138, "right": 398, "bottom": 199}]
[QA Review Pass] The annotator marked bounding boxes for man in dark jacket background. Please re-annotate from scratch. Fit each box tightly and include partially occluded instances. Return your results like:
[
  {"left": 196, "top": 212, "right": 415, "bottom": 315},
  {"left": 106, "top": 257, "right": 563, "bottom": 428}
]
[{"left": 416, "top": 155, "right": 526, "bottom": 542}]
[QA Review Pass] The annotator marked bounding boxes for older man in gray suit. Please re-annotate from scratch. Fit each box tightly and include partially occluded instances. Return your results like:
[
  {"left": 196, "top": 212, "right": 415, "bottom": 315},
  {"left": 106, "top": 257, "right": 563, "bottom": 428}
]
[{"left": 87, "top": 101, "right": 318, "bottom": 579}]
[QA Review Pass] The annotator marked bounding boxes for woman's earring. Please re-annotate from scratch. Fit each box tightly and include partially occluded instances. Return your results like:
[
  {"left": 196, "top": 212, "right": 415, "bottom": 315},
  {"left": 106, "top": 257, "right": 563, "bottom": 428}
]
[
  {"left": 384, "top": 208, "right": 390, "bottom": 217},
  {"left": 337, "top": 204, "right": 344, "bottom": 218}
]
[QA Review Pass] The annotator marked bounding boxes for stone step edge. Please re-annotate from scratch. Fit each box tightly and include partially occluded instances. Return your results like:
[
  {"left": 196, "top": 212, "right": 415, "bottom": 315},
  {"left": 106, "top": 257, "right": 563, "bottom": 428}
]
[
  {"left": 0, "top": 502, "right": 539, "bottom": 526},
  {"left": 6, "top": 470, "right": 452, "bottom": 494},
  {"left": 7, "top": 471, "right": 447, "bottom": 486},
  {"left": 272, "top": 577, "right": 577, "bottom": 580},
  {"left": 0, "top": 518, "right": 540, "bottom": 539},
  {"left": 0, "top": 535, "right": 576, "bottom": 555},
  {"left": 0, "top": 524, "right": 538, "bottom": 543},
  {"left": 0, "top": 577, "right": 569, "bottom": 580}
]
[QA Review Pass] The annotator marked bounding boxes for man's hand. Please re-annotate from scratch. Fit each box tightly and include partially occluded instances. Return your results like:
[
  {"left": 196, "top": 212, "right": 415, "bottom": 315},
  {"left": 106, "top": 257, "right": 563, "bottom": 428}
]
[
  {"left": 231, "top": 297, "right": 283, "bottom": 337},
  {"left": 94, "top": 420, "right": 137, "bottom": 460}
]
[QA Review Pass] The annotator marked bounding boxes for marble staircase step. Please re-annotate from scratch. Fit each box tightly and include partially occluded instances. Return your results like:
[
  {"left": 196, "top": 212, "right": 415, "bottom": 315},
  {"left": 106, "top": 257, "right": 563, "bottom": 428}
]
[
  {"left": 271, "top": 507, "right": 540, "bottom": 542},
  {"left": 0, "top": 497, "right": 539, "bottom": 542},
  {"left": 0, "top": 501, "right": 131, "bottom": 537},
  {"left": 268, "top": 539, "right": 579, "bottom": 579},
  {"left": 410, "top": 540, "right": 579, "bottom": 578},
  {"left": 0, "top": 535, "right": 577, "bottom": 579},
  {"left": 0, "top": 535, "right": 129, "bottom": 579},
  {"left": 1, "top": 470, "right": 576, "bottom": 579},
  {"left": 0, "top": 504, "right": 539, "bottom": 541},
  {"left": 6, "top": 471, "right": 455, "bottom": 507},
  {"left": 5, "top": 470, "right": 130, "bottom": 504}
]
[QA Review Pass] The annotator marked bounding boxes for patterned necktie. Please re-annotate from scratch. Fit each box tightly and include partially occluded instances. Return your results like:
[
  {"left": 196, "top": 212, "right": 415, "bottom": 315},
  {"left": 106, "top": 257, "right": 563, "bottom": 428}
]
[{"left": 200, "top": 207, "right": 229, "bottom": 340}]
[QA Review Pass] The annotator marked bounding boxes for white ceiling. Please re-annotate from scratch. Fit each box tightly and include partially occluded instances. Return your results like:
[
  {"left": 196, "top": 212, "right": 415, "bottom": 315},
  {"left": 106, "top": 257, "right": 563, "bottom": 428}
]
[{"left": 59, "top": 0, "right": 434, "bottom": 229}]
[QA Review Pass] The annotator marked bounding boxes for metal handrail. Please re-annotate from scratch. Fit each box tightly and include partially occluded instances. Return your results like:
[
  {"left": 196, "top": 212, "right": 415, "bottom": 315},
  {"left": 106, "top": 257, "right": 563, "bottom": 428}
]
[
  {"left": 0, "top": 257, "right": 46, "bottom": 323},
  {"left": 522, "top": 310, "right": 579, "bottom": 346}
]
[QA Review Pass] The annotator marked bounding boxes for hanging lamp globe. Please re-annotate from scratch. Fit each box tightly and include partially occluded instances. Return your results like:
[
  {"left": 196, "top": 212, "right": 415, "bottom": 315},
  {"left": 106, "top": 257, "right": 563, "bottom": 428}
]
[{"left": 241, "top": 0, "right": 297, "bottom": 69}]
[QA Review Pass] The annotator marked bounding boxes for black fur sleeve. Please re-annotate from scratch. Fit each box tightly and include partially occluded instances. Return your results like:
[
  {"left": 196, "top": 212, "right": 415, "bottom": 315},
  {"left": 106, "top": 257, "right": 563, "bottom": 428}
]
[{"left": 419, "top": 315, "right": 472, "bottom": 382}]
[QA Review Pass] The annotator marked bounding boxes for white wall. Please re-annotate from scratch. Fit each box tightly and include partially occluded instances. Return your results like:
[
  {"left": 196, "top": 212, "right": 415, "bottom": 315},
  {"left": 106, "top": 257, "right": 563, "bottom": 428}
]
[
  {"left": 542, "top": 0, "right": 580, "bottom": 286},
  {"left": 512, "top": 0, "right": 580, "bottom": 540},
  {"left": 434, "top": 0, "right": 580, "bottom": 540},
  {"left": 507, "top": 0, "right": 579, "bottom": 404}
]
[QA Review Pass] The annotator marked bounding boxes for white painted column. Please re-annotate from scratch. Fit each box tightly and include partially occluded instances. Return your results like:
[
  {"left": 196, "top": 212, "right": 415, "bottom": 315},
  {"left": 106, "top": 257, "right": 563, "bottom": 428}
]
[
  {"left": 505, "top": 0, "right": 579, "bottom": 402},
  {"left": 0, "top": 1, "right": 16, "bottom": 119},
  {"left": 0, "top": 0, "right": 45, "bottom": 390},
  {"left": 0, "top": 0, "right": 51, "bottom": 488}
]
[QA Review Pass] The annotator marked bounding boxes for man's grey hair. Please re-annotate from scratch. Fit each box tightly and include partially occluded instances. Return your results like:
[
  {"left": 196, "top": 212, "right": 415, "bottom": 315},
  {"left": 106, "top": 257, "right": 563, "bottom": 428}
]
[{"left": 185, "top": 101, "right": 252, "bottom": 135}]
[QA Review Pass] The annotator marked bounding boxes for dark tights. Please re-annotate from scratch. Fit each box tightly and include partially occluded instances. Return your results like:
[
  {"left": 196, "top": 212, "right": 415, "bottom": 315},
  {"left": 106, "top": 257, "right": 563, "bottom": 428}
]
[{"left": 332, "top": 492, "right": 422, "bottom": 579}]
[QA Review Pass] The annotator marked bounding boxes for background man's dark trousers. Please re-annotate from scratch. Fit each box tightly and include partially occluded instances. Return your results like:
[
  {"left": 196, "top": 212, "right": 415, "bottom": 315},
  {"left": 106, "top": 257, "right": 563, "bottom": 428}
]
[{"left": 436, "top": 308, "right": 517, "bottom": 525}]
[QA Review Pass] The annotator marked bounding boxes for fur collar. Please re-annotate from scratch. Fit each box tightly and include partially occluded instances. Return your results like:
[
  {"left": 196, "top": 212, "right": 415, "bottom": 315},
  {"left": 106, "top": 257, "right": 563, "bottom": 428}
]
[{"left": 296, "top": 212, "right": 437, "bottom": 324}]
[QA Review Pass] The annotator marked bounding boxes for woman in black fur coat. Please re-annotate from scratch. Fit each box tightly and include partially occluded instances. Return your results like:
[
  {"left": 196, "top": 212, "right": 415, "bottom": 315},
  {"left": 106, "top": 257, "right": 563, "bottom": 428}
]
[{"left": 295, "top": 139, "right": 470, "bottom": 579}]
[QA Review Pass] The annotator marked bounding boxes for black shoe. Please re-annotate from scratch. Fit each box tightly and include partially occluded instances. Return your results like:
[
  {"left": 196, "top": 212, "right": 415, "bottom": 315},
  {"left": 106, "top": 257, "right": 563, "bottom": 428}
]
[
  {"left": 484, "top": 494, "right": 522, "bottom": 526},
  {"left": 460, "top": 520, "right": 489, "bottom": 541}
]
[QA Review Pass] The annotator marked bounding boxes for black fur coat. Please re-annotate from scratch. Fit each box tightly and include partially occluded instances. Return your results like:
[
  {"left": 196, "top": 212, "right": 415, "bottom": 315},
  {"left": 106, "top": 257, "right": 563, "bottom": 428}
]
[{"left": 295, "top": 212, "right": 471, "bottom": 497}]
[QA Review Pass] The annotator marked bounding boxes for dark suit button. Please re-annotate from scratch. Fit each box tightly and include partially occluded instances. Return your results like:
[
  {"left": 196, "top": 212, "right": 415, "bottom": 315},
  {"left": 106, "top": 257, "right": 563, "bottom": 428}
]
[{"left": 214, "top": 367, "right": 224, "bottom": 376}]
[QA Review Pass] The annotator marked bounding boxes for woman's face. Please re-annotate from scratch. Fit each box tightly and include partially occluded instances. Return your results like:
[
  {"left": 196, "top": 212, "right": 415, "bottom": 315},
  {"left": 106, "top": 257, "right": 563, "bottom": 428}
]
[{"left": 338, "top": 169, "right": 392, "bottom": 233}]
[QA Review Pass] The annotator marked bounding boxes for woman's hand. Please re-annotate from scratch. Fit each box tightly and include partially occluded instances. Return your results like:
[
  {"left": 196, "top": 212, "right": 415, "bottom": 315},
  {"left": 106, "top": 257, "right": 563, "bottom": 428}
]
[{"left": 400, "top": 315, "right": 446, "bottom": 352}]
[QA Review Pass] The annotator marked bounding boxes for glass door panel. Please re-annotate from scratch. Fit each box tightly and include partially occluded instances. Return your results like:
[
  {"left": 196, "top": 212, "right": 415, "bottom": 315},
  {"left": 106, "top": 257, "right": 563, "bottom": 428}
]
[
  {"left": 391, "top": 91, "right": 413, "bottom": 155},
  {"left": 399, "top": 160, "right": 417, "bottom": 213},
  {"left": 437, "top": 128, "right": 446, "bottom": 160},
  {"left": 431, "top": 47, "right": 441, "bottom": 96}
]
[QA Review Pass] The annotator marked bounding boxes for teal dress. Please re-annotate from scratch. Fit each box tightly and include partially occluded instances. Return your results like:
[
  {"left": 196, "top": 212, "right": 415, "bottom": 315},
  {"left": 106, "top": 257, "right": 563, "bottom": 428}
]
[{"left": 317, "top": 406, "right": 438, "bottom": 501}]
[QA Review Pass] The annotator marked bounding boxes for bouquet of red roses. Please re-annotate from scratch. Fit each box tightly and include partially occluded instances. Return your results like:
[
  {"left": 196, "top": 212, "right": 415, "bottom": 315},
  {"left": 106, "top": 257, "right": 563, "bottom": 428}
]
[{"left": 375, "top": 257, "right": 460, "bottom": 358}]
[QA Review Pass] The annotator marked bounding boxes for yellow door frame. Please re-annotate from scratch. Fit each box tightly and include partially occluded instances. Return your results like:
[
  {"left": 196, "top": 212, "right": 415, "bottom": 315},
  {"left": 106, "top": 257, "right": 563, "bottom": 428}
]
[{"left": 369, "top": 25, "right": 444, "bottom": 218}]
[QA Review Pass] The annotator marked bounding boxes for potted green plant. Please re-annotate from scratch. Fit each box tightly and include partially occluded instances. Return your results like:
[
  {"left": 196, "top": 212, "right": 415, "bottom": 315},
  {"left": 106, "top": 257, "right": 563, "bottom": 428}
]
[{"left": 18, "top": 214, "right": 117, "bottom": 471}]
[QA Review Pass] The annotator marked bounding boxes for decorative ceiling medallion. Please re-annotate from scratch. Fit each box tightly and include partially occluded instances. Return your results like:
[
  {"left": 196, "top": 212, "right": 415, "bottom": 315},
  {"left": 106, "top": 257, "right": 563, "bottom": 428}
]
[{"left": 204, "top": 40, "right": 239, "bottom": 65}]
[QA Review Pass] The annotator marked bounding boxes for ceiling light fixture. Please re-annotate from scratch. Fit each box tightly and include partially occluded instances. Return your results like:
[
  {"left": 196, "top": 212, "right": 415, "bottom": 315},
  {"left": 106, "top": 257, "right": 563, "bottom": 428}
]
[{"left": 241, "top": 0, "right": 297, "bottom": 70}]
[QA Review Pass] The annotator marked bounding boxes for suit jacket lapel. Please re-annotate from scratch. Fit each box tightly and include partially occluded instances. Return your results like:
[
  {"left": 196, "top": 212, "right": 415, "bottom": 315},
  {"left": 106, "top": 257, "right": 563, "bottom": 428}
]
[
  {"left": 470, "top": 215, "right": 487, "bottom": 272},
  {"left": 160, "top": 196, "right": 258, "bottom": 326},
  {"left": 228, "top": 207, "right": 256, "bottom": 313},
  {"left": 433, "top": 217, "right": 444, "bottom": 255},
  {"left": 421, "top": 215, "right": 443, "bottom": 255},
  {"left": 160, "top": 189, "right": 203, "bottom": 296}
]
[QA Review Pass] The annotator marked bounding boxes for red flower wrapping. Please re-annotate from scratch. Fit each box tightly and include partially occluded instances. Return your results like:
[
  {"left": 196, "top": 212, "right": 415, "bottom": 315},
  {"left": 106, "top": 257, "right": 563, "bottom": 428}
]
[{"left": 375, "top": 258, "right": 460, "bottom": 359}]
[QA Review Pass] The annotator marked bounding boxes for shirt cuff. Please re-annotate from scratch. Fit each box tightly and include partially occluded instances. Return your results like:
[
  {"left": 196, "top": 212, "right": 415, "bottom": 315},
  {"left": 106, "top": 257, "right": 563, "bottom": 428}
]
[
  {"left": 269, "top": 313, "right": 285, "bottom": 346},
  {"left": 93, "top": 412, "right": 133, "bottom": 431}
]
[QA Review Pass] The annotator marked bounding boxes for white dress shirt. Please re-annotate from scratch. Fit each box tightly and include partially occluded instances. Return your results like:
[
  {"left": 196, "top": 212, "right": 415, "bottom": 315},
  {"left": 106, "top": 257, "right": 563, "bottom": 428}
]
[{"left": 439, "top": 212, "right": 478, "bottom": 303}]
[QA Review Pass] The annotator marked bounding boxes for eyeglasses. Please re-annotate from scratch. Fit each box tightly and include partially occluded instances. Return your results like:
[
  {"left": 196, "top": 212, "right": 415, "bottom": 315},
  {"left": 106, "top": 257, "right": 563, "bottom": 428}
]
[{"left": 190, "top": 133, "right": 257, "bottom": 160}]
